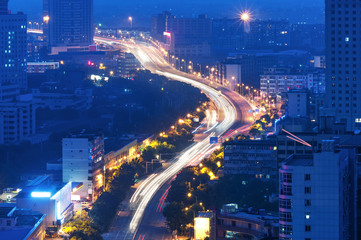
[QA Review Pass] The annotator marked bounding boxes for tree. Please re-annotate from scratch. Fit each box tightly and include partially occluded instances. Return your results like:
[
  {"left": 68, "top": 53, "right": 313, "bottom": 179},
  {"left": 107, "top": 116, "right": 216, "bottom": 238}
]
[
  {"left": 163, "top": 202, "right": 188, "bottom": 233},
  {"left": 261, "top": 114, "right": 271, "bottom": 124},
  {"left": 141, "top": 146, "right": 156, "bottom": 162},
  {"left": 63, "top": 211, "right": 103, "bottom": 240},
  {"left": 249, "top": 128, "right": 261, "bottom": 139}
]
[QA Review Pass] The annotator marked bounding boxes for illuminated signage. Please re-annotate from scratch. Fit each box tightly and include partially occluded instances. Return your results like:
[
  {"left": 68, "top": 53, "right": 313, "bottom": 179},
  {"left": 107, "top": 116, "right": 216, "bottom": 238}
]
[
  {"left": 194, "top": 217, "right": 210, "bottom": 240},
  {"left": 163, "top": 32, "right": 171, "bottom": 37},
  {"left": 56, "top": 201, "right": 62, "bottom": 220},
  {"left": 31, "top": 192, "right": 51, "bottom": 198}
]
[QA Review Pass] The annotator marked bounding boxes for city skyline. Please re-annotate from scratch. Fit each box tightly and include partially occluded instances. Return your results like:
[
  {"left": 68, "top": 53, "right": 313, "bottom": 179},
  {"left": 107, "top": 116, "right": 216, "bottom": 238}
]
[
  {"left": 1, "top": 0, "right": 361, "bottom": 240},
  {"left": 11, "top": 0, "right": 325, "bottom": 26}
]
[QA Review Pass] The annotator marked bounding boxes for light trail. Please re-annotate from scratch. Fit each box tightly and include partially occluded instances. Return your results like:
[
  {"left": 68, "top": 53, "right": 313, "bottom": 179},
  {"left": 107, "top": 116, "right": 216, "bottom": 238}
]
[
  {"left": 26, "top": 29, "right": 251, "bottom": 240},
  {"left": 92, "top": 37, "right": 238, "bottom": 239}
]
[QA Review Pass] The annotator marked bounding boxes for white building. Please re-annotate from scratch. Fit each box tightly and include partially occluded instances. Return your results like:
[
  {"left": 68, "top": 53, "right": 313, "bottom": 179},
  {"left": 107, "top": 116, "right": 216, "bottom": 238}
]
[
  {"left": 326, "top": 1, "right": 361, "bottom": 131},
  {"left": 27, "top": 62, "right": 60, "bottom": 73},
  {"left": 16, "top": 175, "right": 73, "bottom": 227},
  {"left": 279, "top": 140, "right": 357, "bottom": 240},
  {"left": 313, "top": 56, "right": 325, "bottom": 69},
  {"left": 62, "top": 132, "right": 104, "bottom": 200},
  {"left": 260, "top": 68, "right": 308, "bottom": 95}
]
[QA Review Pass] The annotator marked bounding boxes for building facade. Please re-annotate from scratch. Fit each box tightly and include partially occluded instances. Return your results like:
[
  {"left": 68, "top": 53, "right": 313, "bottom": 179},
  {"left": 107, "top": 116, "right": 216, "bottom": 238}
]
[
  {"left": 43, "top": 0, "right": 93, "bottom": 49},
  {"left": 16, "top": 175, "right": 73, "bottom": 227},
  {"left": 260, "top": 68, "right": 308, "bottom": 95},
  {"left": 247, "top": 20, "right": 290, "bottom": 49},
  {"left": 27, "top": 62, "right": 60, "bottom": 73},
  {"left": 0, "top": 101, "right": 36, "bottom": 144},
  {"left": 62, "top": 132, "right": 104, "bottom": 200},
  {"left": 279, "top": 140, "right": 357, "bottom": 240},
  {"left": 325, "top": 0, "right": 361, "bottom": 131},
  {"left": 0, "top": 0, "right": 27, "bottom": 90},
  {"left": 223, "top": 139, "right": 277, "bottom": 180}
]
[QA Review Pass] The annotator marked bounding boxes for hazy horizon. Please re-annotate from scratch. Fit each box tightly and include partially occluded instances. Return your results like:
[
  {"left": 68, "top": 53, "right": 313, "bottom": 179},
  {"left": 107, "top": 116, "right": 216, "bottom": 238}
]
[{"left": 10, "top": 0, "right": 324, "bottom": 27}]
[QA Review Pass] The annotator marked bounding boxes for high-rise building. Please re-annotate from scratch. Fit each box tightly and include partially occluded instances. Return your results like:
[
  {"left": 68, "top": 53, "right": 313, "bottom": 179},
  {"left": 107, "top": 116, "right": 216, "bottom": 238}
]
[
  {"left": 43, "top": 0, "right": 93, "bottom": 49},
  {"left": 150, "top": 11, "right": 173, "bottom": 42},
  {"left": 325, "top": 0, "right": 361, "bottom": 131},
  {"left": 279, "top": 140, "right": 357, "bottom": 240},
  {"left": 0, "top": 0, "right": 8, "bottom": 14},
  {"left": 0, "top": 0, "right": 27, "bottom": 91}
]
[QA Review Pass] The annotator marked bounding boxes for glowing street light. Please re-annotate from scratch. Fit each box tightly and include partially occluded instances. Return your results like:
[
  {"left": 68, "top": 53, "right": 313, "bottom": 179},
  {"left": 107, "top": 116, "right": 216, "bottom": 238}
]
[
  {"left": 241, "top": 11, "right": 250, "bottom": 22},
  {"left": 43, "top": 15, "right": 50, "bottom": 23},
  {"left": 240, "top": 10, "right": 252, "bottom": 33},
  {"left": 128, "top": 16, "right": 133, "bottom": 28}
]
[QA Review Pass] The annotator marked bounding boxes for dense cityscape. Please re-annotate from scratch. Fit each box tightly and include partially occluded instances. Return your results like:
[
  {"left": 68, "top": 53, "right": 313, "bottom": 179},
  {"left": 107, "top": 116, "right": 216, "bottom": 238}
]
[{"left": 0, "top": 0, "right": 359, "bottom": 239}]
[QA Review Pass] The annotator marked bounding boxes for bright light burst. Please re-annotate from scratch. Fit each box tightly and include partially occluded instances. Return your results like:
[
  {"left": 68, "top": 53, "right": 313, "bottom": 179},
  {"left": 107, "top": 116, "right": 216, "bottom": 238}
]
[{"left": 240, "top": 11, "right": 251, "bottom": 22}]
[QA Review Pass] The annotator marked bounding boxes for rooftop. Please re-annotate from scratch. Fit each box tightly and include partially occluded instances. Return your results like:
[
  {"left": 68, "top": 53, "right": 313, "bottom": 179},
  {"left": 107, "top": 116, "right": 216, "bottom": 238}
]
[
  {"left": 16, "top": 175, "right": 68, "bottom": 199},
  {"left": 284, "top": 154, "right": 313, "bottom": 166},
  {"left": 0, "top": 203, "right": 16, "bottom": 218},
  {"left": 224, "top": 139, "right": 276, "bottom": 146},
  {"left": 219, "top": 211, "right": 278, "bottom": 223},
  {"left": 341, "top": 134, "right": 361, "bottom": 146},
  {"left": 65, "top": 129, "right": 103, "bottom": 141}
]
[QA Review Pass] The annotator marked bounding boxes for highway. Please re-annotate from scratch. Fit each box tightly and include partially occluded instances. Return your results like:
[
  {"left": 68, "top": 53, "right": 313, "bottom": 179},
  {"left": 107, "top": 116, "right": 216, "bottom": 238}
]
[
  {"left": 96, "top": 36, "right": 253, "bottom": 240},
  {"left": 27, "top": 29, "right": 252, "bottom": 239}
]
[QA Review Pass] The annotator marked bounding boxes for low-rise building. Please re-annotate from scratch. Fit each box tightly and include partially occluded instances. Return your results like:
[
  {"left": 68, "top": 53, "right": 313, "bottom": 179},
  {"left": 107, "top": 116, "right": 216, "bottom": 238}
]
[
  {"left": 16, "top": 175, "right": 73, "bottom": 228},
  {"left": 223, "top": 139, "right": 277, "bottom": 180},
  {"left": 216, "top": 207, "right": 279, "bottom": 240},
  {"left": 0, "top": 203, "right": 46, "bottom": 240},
  {"left": 31, "top": 88, "right": 93, "bottom": 110},
  {"left": 116, "top": 51, "right": 142, "bottom": 78},
  {"left": 27, "top": 62, "right": 60, "bottom": 74},
  {"left": 260, "top": 68, "right": 308, "bottom": 95}
]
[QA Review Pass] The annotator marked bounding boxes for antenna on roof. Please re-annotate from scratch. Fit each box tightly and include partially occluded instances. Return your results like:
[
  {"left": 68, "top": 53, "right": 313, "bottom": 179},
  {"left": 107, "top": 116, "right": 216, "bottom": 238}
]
[{"left": 282, "top": 129, "right": 312, "bottom": 148}]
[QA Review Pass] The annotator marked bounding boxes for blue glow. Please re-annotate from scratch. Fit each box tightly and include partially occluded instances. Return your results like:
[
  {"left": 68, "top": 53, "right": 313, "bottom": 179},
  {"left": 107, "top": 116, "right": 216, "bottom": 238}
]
[
  {"left": 56, "top": 201, "right": 61, "bottom": 220},
  {"left": 31, "top": 192, "right": 51, "bottom": 198}
]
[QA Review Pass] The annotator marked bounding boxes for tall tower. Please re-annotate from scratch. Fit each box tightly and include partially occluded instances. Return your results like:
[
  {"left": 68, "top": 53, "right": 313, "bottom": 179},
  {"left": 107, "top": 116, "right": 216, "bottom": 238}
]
[
  {"left": 0, "top": 0, "right": 27, "bottom": 94},
  {"left": 43, "top": 0, "right": 93, "bottom": 49},
  {"left": 0, "top": 0, "right": 8, "bottom": 14},
  {"left": 325, "top": 0, "right": 361, "bottom": 131}
]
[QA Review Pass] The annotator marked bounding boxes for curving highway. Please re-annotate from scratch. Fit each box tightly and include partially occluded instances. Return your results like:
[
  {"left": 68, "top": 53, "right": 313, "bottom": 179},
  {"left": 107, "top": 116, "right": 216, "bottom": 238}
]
[
  {"left": 27, "top": 28, "right": 252, "bottom": 239},
  {"left": 95, "top": 36, "right": 253, "bottom": 240}
]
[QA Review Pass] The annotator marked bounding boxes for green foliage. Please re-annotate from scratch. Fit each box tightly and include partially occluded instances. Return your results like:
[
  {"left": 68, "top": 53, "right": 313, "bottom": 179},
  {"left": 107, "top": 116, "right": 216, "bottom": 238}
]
[
  {"left": 249, "top": 128, "right": 261, "bottom": 139},
  {"left": 141, "top": 146, "right": 156, "bottom": 162},
  {"left": 210, "top": 174, "right": 278, "bottom": 211},
  {"left": 63, "top": 211, "right": 103, "bottom": 240},
  {"left": 89, "top": 161, "right": 144, "bottom": 232},
  {"left": 141, "top": 140, "right": 176, "bottom": 162},
  {"left": 163, "top": 202, "right": 188, "bottom": 233}
]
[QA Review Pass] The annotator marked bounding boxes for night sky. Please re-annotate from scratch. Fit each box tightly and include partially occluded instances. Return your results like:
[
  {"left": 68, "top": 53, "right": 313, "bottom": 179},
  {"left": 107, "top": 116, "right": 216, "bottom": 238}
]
[{"left": 10, "top": 0, "right": 324, "bottom": 27}]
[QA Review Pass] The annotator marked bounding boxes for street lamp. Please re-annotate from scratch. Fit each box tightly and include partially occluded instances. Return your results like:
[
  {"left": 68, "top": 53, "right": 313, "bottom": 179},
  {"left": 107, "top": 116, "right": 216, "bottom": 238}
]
[
  {"left": 128, "top": 16, "right": 133, "bottom": 28},
  {"left": 240, "top": 10, "right": 252, "bottom": 33},
  {"left": 241, "top": 12, "right": 250, "bottom": 22}
]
